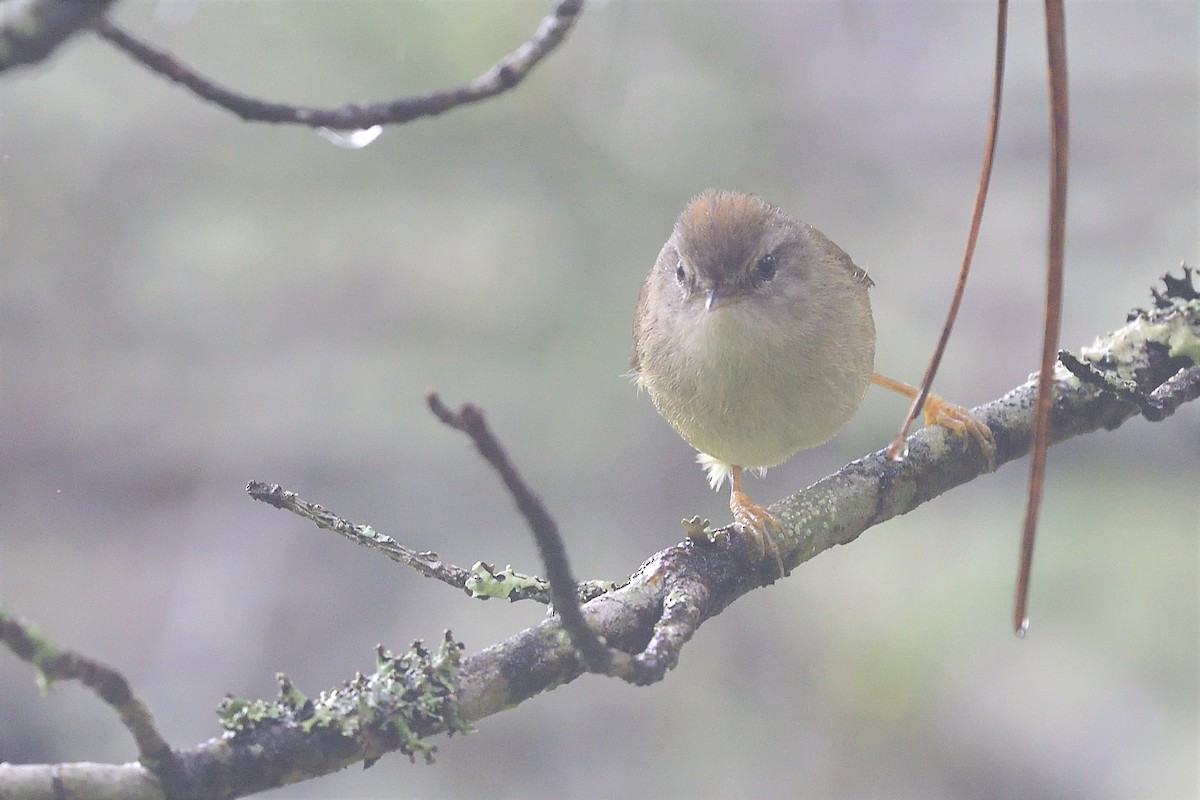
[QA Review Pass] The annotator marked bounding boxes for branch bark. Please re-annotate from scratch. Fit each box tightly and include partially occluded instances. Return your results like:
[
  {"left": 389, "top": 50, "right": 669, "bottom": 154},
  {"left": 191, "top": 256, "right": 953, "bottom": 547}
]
[
  {"left": 2, "top": 1, "right": 582, "bottom": 126},
  {"left": 3, "top": 284, "right": 1196, "bottom": 799},
  {"left": 0, "top": 0, "right": 118, "bottom": 71},
  {"left": 91, "top": 0, "right": 582, "bottom": 128}
]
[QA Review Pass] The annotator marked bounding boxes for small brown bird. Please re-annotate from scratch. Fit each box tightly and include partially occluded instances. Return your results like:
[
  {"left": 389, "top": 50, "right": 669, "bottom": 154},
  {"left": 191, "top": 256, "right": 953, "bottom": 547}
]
[{"left": 631, "top": 190, "right": 993, "bottom": 574}]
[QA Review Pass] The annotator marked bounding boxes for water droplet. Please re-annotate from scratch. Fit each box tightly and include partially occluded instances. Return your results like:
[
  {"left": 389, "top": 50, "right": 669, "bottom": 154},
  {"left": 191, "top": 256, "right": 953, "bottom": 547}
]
[
  {"left": 888, "top": 442, "right": 909, "bottom": 462},
  {"left": 1015, "top": 617, "right": 1029, "bottom": 638},
  {"left": 317, "top": 125, "right": 383, "bottom": 149}
]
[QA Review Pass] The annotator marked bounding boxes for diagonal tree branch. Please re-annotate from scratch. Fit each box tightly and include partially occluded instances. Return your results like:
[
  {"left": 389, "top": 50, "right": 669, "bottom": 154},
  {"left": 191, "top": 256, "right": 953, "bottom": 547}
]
[{"left": 2, "top": 280, "right": 1196, "bottom": 799}]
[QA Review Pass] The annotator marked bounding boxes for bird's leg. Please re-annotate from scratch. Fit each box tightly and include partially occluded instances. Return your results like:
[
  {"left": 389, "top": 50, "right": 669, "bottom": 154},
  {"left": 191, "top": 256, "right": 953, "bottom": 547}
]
[
  {"left": 729, "top": 466, "right": 786, "bottom": 577},
  {"left": 872, "top": 372, "right": 997, "bottom": 466}
]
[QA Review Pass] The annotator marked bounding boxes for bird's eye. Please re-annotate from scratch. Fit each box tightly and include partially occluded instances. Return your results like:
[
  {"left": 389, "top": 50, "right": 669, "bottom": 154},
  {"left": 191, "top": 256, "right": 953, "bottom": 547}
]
[
  {"left": 755, "top": 253, "right": 777, "bottom": 282},
  {"left": 675, "top": 260, "right": 686, "bottom": 284}
]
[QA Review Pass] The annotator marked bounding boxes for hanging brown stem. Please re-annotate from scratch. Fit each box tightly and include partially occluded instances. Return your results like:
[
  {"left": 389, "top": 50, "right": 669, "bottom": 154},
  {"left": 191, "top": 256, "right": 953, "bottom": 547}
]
[{"left": 1015, "top": 0, "right": 1069, "bottom": 635}]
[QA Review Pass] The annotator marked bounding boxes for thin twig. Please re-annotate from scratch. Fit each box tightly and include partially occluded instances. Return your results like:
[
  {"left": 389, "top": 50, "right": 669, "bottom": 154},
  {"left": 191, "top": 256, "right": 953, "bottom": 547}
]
[
  {"left": 887, "top": 0, "right": 1008, "bottom": 458},
  {"left": 426, "top": 393, "right": 614, "bottom": 675},
  {"left": 246, "top": 480, "right": 553, "bottom": 603},
  {"left": 0, "top": 611, "right": 179, "bottom": 778},
  {"left": 91, "top": 0, "right": 583, "bottom": 128}
]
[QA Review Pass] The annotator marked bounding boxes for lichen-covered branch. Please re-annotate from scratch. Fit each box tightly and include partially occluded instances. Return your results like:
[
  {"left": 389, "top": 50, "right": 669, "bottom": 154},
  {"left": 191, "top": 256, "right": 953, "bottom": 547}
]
[
  {"left": 2, "top": 278, "right": 1195, "bottom": 799},
  {"left": 0, "top": 0, "right": 118, "bottom": 71},
  {"left": 245, "top": 480, "right": 617, "bottom": 605},
  {"left": 246, "top": 480, "right": 479, "bottom": 595},
  {"left": 452, "top": 280, "right": 1200, "bottom": 726},
  {"left": 771, "top": 285, "right": 1198, "bottom": 577},
  {"left": 216, "top": 636, "right": 471, "bottom": 769}
]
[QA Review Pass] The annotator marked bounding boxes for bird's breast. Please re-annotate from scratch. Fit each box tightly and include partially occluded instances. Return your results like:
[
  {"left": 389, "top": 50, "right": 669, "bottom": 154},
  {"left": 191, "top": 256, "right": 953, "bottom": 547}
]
[{"left": 646, "top": 298, "right": 873, "bottom": 469}]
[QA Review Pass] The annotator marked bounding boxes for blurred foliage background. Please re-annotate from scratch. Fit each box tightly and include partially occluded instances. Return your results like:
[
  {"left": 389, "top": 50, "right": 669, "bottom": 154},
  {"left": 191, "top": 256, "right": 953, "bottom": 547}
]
[{"left": 1, "top": 1, "right": 1196, "bottom": 798}]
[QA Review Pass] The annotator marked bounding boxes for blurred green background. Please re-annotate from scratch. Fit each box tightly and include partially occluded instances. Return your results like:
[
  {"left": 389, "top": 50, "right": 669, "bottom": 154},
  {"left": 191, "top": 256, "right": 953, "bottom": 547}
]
[{"left": 1, "top": 1, "right": 1197, "bottom": 798}]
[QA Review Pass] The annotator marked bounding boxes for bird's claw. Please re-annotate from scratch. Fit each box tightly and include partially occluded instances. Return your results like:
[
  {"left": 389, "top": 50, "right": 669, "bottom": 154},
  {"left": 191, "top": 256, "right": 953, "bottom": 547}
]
[
  {"left": 730, "top": 490, "right": 786, "bottom": 577},
  {"left": 923, "top": 393, "right": 997, "bottom": 470}
]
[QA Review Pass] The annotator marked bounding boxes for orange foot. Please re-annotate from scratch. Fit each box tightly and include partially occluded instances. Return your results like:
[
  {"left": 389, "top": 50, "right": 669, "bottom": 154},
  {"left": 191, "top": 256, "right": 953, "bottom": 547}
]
[
  {"left": 872, "top": 372, "right": 997, "bottom": 469},
  {"left": 921, "top": 393, "right": 997, "bottom": 468},
  {"left": 729, "top": 467, "right": 786, "bottom": 577}
]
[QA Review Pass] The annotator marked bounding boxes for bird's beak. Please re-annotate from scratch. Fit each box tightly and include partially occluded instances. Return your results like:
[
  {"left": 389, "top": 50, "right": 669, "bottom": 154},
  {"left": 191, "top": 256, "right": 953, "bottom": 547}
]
[{"left": 705, "top": 286, "right": 736, "bottom": 311}]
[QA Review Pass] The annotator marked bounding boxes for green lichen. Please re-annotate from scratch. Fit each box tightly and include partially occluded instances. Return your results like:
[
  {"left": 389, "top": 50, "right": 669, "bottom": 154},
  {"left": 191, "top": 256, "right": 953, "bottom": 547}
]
[
  {"left": 216, "top": 694, "right": 287, "bottom": 732},
  {"left": 465, "top": 562, "right": 543, "bottom": 600},
  {"left": 277, "top": 673, "right": 308, "bottom": 711},
  {"left": 542, "top": 624, "right": 573, "bottom": 651},
  {"left": 663, "top": 588, "right": 689, "bottom": 610},
  {"left": 1082, "top": 298, "right": 1200, "bottom": 381},
  {"left": 217, "top": 632, "right": 471, "bottom": 765},
  {"left": 680, "top": 516, "right": 717, "bottom": 543},
  {"left": 12, "top": 620, "right": 59, "bottom": 694},
  {"left": 1167, "top": 304, "right": 1200, "bottom": 362}
]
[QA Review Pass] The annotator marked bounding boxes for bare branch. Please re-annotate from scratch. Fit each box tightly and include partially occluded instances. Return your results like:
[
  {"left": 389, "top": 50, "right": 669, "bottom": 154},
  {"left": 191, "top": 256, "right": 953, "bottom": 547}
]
[
  {"left": 90, "top": 0, "right": 583, "bottom": 128},
  {"left": 0, "top": 0, "right": 118, "bottom": 71},
  {"left": 0, "top": 762, "right": 160, "bottom": 800},
  {"left": 426, "top": 393, "right": 615, "bottom": 676},
  {"left": 0, "top": 611, "right": 179, "bottom": 780},
  {"left": 424, "top": 392, "right": 715, "bottom": 684}
]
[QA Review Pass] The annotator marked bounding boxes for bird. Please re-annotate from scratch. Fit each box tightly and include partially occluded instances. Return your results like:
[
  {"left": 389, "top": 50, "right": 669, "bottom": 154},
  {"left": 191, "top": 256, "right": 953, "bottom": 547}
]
[{"left": 631, "top": 190, "right": 994, "bottom": 575}]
